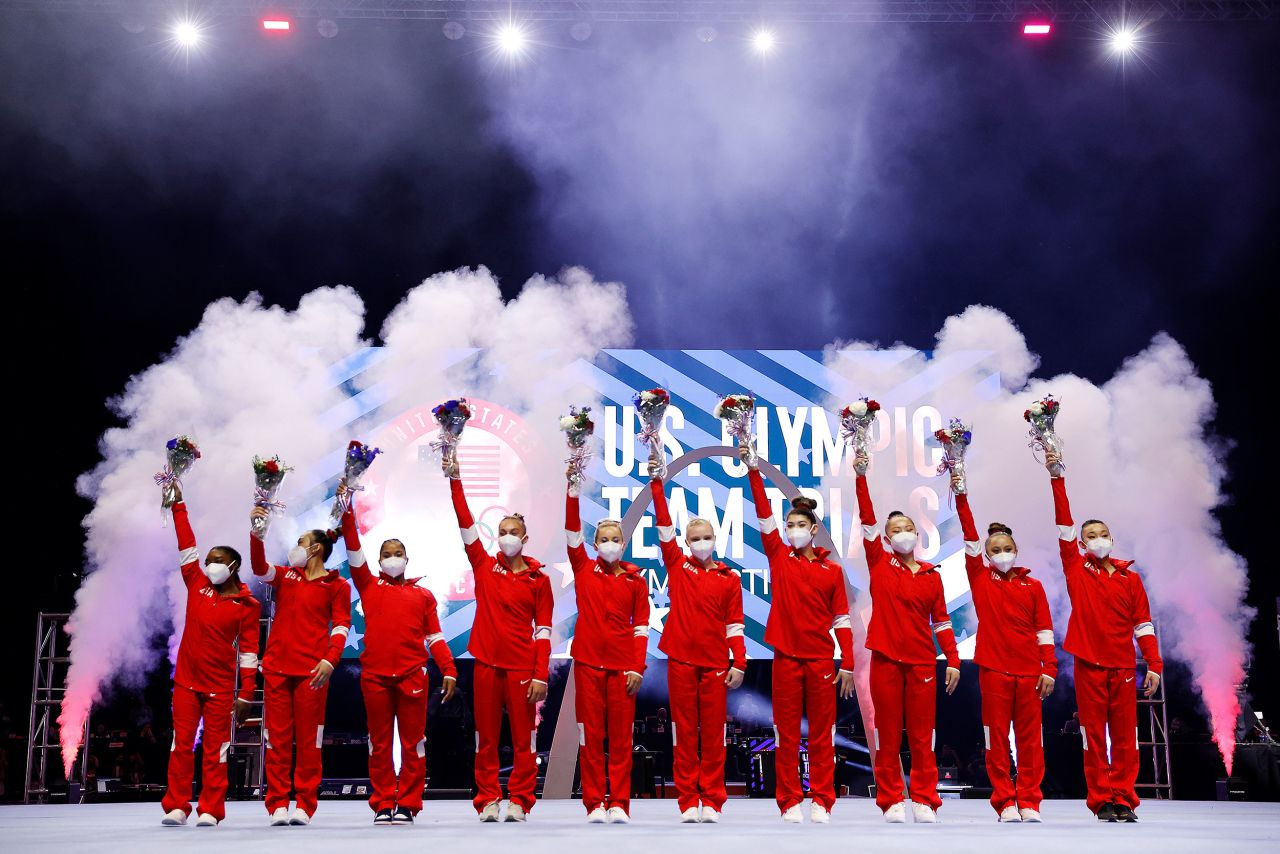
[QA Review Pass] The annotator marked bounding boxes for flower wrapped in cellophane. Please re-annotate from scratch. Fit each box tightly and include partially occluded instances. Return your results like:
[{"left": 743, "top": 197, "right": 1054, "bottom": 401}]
[
  {"left": 633, "top": 388, "right": 670, "bottom": 479},
  {"left": 839, "top": 398, "right": 881, "bottom": 474},
  {"left": 1024, "top": 394, "right": 1064, "bottom": 476},
  {"left": 560, "top": 406, "right": 595, "bottom": 491},
  {"left": 934, "top": 419, "right": 973, "bottom": 495},
  {"left": 714, "top": 393, "right": 757, "bottom": 468},
  {"left": 330, "top": 440, "right": 381, "bottom": 523},
  {"left": 250, "top": 454, "right": 292, "bottom": 540},
  {"left": 155, "top": 436, "right": 200, "bottom": 512},
  {"left": 430, "top": 398, "right": 472, "bottom": 469}
]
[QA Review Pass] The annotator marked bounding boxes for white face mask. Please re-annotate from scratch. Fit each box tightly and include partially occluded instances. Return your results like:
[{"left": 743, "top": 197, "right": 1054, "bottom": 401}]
[
  {"left": 203, "top": 562, "right": 232, "bottom": 585},
  {"left": 989, "top": 551, "right": 1018, "bottom": 570},
  {"left": 597, "top": 541, "right": 625, "bottom": 562},
  {"left": 689, "top": 539, "right": 715, "bottom": 560},
  {"left": 379, "top": 556, "right": 408, "bottom": 577},
  {"left": 498, "top": 535, "right": 524, "bottom": 558},
  {"left": 1086, "top": 538, "right": 1113, "bottom": 559},
  {"left": 889, "top": 531, "right": 918, "bottom": 554},
  {"left": 288, "top": 545, "right": 310, "bottom": 568},
  {"left": 787, "top": 528, "right": 813, "bottom": 549}
]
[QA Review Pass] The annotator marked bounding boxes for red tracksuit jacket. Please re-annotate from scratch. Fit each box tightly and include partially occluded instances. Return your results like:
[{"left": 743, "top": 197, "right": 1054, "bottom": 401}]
[
  {"left": 340, "top": 509, "right": 457, "bottom": 680},
  {"left": 565, "top": 492, "right": 650, "bottom": 674},
  {"left": 450, "top": 478, "right": 554, "bottom": 682},
  {"left": 955, "top": 493, "right": 1057, "bottom": 679},
  {"left": 650, "top": 478, "right": 747, "bottom": 671},
  {"left": 172, "top": 501, "right": 260, "bottom": 696},
  {"left": 747, "top": 470, "right": 854, "bottom": 669},
  {"left": 249, "top": 537, "right": 352, "bottom": 676},
  {"left": 1051, "top": 478, "right": 1163, "bottom": 674},
  {"left": 855, "top": 474, "right": 960, "bottom": 668}
]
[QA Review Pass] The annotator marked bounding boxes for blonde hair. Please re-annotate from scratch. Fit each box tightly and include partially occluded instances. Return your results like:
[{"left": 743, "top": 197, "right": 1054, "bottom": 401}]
[
  {"left": 685, "top": 517, "right": 715, "bottom": 535},
  {"left": 594, "top": 519, "right": 623, "bottom": 541}
]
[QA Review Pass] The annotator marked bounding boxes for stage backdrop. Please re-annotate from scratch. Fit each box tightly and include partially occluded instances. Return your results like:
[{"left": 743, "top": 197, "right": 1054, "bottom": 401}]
[{"left": 305, "top": 348, "right": 999, "bottom": 663}]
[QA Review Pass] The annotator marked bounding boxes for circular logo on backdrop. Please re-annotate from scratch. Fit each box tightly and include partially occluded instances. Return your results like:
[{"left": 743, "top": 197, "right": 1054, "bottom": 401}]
[{"left": 355, "top": 398, "right": 538, "bottom": 602}]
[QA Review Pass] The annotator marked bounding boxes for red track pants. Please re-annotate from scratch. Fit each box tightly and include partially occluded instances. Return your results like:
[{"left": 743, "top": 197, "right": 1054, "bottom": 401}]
[
  {"left": 472, "top": 661, "right": 540, "bottom": 813},
  {"left": 771, "top": 655, "right": 837, "bottom": 813},
  {"left": 263, "top": 672, "right": 330, "bottom": 816},
  {"left": 870, "top": 651, "right": 941, "bottom": 811},
  {"left": 361, "top": 669, "right": 429, "bottom": 813},
  {"left": 1075, "top": 660, "right": 1141, "bottom": 813},
  {"left": 161, "top": 686, "right": 233, "bottom": 820},
  {"left": 574, "top": 663, "right": 636, "bottom": 814},
  {"left": 668, "top": 658, "right": 729, "bottom": 813},
  {"left": 979, "top": 667, "right": 1044, "bottom": 813}
]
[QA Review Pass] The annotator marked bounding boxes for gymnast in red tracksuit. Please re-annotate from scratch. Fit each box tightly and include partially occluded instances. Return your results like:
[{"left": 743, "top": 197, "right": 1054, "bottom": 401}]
[
  {"left": 160, "top": 485, "right": 261, "bottom": 828},
  {"left": 853, "top": 452, "right": 960, "bottom": 824},
  {"left": 648, "top": 454, "right": 746, "bottom": 823},
  {"left": 340, "top": 492, "right": 457, "bottom": 825},
  {"left": 745, "top": 449, "right": 855, "bottom": 825},
  {"left": 952, "top": 476, "right": 1057, "bottom": 823},
  {"left": 444, "top": 458, "right": 553, "bottom": 823},
  {"left": 248, "top": 509, "right": 351, "bottom": 826},
  {"left": 565, "top": 470, "right": 651, "bottom": 824},
  {"left": 1044, "top": 450, "right": 1162, "bottom": 823}
]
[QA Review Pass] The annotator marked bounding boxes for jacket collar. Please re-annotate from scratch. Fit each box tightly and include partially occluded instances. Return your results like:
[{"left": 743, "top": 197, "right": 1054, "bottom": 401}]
[
  {"left": 790, "top": 545, "right": 834, "bottom": 564},
  {"left": 497, "top": 551, "right": 545, "bottom": 577}
]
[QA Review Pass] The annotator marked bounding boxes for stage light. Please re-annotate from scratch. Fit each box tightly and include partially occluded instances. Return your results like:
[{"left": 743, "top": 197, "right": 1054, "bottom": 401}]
[
  {"left": 497, "top": 23, "right": 527, "bottom": 55},
  {"left": 173, "top": 21, "right": 201, "bottom": 48},
  {"left": 1111, "top": 28, "right": 1137, "bottom": 53},
  {"left": 1022, "top": 23, "right": 1052, "bottom": 36},
  {"left": 751, "top": 28, "right": 776, "bottom": 55},
  {"left": 262, "top": 19, "right": 291, "bottom": 32}
]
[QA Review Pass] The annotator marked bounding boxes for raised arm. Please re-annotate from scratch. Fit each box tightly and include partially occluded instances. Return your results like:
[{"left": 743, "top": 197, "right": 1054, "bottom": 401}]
[
  {"left": 854, "top": 472, "right": 889, "bottom": 572},
  {"left": 650, "top": 476, "right": 689, "bottom": 577},
  {"left": 449, "top": 472, "right": 491, "bottom": 573},
  {"left": 564, "top": 487, "right": 593, "bottom": 574},
  {"left": 248, "top": 535, "right": 285, "bottom": 586},
  {"left": 954, "top": 491, "right": 987, "bottom": 587},
  {"left": 1049, "top": 476, "right": 1084, "bottom": 578},
  {"left": 746, "top": 467, "right": 787, "bottom": 563},
  {"left": 341, "top": 506, "right": 374, "bottom": 594},
  {"left": 171, "top": 500, "right": 204, "bottom": 591}
]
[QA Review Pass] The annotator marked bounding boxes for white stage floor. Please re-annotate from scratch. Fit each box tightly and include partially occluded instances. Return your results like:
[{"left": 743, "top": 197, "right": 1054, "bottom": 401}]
[{"left": 2, "top": 798, "right": 1277, "bottom": 854}]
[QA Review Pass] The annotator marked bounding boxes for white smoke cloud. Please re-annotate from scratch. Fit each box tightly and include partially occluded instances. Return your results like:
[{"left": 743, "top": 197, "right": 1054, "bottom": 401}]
[{"left": 820, "top": 305, "right": 1250, "bottom": 771}]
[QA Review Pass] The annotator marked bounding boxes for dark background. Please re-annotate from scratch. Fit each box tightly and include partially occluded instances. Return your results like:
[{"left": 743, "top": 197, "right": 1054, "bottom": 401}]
[{"left": 2, "top": 11, "right": 1274, "bottom": 796}]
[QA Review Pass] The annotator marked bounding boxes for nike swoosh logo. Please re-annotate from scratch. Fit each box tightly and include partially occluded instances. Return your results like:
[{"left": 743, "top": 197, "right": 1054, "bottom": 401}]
[
  {"left": 715, "top": 671, "right": 726, "bottom": 677},
  {"left": 520, "top": 679, "right": 532, "bottom": 685},
  {"left": 412, "top": 688, "right": 424, "bottom": 695},
  {"left": 1125, "top": 677, "right": 1135, "bottom": 683},
  {"left": 924, "top": 677, "right": 935, "bottom": 683}
]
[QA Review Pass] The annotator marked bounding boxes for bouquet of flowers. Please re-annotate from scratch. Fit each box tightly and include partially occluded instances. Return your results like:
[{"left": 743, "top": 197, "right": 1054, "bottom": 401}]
[
  {"left": 714, "top": 393, "right": 757, "bottom": 468},
  {"left": 934, "top": 419, "right": 973, "bottom": 495},
  {"left": 430, "top": 398, "right": 472, "bottom": 468},
  {"left": 633, "top": 387, "right": 671, "bottom": 479},
  {"left": 250, "top": 454, "right": 292, "bottom": 539},
  {"left": 560, "top": 406, "right": 595, "bottom": 490},
  {"left": 155, "top": 435, "right": 201, "bottom": 511},
  {"left": 1024, "top": 394, "right": 1064, "bottom": 476},
  {"left": 329, "top": 440, "right": 382, "bottom": 523},
  {"left": 839, "top": 398, "right": 881, "bottom": 474}
]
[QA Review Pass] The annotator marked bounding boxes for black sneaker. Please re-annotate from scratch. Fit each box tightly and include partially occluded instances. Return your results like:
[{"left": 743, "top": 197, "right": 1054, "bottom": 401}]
[
  {"left": 374, "top": 808, "right": 394, "bottom": 825},
  {"left": 1113, "top": 804, "right": 1138, "bottom": 823},
  {"left": 392, "top": 806, "right": 414, "bottom": 824},
  {"left": 1097, "top": 803, "right": 1119, "bottom": 822}
]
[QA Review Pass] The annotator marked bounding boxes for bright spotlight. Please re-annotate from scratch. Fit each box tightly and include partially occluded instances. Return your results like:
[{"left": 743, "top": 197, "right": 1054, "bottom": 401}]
[
  {"left": 751, "top": 28, "right": 776, "bottom": 55},
  {"left": 1022, "top": 23, "right": 1052, "bottom": 36},
  {"left": 173, "top": 21, "right": 201, "bottom": 48},
  {"left": 498, "top": 23, "right": 527, "bottom": 55},
  {"left": 1111, "top": 28, "right": 1137, "bottom": 53}
]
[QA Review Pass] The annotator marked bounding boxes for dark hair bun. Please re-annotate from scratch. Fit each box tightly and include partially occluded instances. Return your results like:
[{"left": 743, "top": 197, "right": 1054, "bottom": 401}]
[
  {"left": 790, "top": 496, "right": 818, "bottom": 512},
  {"left": 324, "top": 529, "right": 339, "bottom": 544},
  {"left": 987, "top": 522, "right": 1013, "bottom": 537},
  {"left": 887, "top": 510, "right": 906, "bottom": 520}
]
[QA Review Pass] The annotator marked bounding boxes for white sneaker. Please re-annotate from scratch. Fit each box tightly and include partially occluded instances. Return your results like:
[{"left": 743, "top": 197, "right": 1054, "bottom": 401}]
[
  {"left": 195, "top": 813, "right": 218, "bottom": 827},
  {"left": 288, "top": 807, "right": 310, "bottom": 826},
  {"left": 680, "top": 807, "right": 700, "bottom": 823},
  {"left": 606, "top": 806, "right": 630, "bottom": 824},
  {"left": 1019, "top": 807, "right": 1042, "bottom": 823},
  {"left": 700, "top": 806, "right": 720, "bottom": 823},
  {"left": 884, "top": 802, "right": 907, "bottom": 823},
  {"left": 999, "top": 805, "right": 1022, "bottom": 823},
  {"left": 505, "top": 803, "right": 527, "bottom": 822},
  {"left": 911, "top": 802, "right": 938, "bottom": 824},
  {"left": 479, "top": 801, "right": 500, "bottom": 822},
  {"left": 587, "top": 807, "right": 608, "bottom": 824},
  {"left": 810, "top": 802, "right": 831, "bottom": 824},
  {"left": 161, "top": 809, "right": 188, "bottom": 826},
  {"left": 781, "top": 805, "right": 804, "bottom": 823},
  {"left": 269, "top": 807, "right": 290, "bottom": 826}
]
